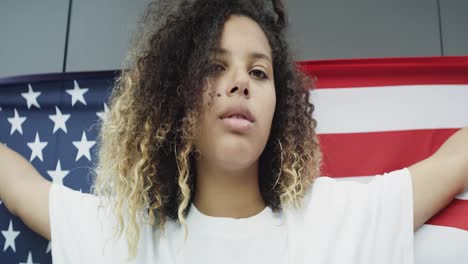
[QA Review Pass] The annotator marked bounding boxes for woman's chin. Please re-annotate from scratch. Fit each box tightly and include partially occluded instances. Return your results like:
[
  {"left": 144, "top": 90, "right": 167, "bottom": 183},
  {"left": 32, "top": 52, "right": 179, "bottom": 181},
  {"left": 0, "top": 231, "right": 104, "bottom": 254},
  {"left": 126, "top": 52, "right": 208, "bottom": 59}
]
[{"left": 195, "top": 137, "right": 265, "bottom": 167}]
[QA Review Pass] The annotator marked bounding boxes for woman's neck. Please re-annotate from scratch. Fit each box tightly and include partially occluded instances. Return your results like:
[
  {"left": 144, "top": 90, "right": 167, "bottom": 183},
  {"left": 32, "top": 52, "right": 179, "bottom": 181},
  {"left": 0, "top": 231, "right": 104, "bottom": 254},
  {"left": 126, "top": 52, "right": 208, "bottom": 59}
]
[{"left": 193, "top": 158, "right": 266, "bottom": 219}]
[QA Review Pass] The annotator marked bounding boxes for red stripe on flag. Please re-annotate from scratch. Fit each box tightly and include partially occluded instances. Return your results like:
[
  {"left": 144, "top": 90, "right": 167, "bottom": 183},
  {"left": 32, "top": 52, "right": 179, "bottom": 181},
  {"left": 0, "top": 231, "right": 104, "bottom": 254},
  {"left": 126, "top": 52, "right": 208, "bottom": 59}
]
[
  {"left": 427, "top": 199, "right": 468, "bottom": 231},
  {"left": 298, "top": 56, "right": 468, "bottom": 88},
  {"left": 318, "top": 128, "right": 460, "bottom": 177}
]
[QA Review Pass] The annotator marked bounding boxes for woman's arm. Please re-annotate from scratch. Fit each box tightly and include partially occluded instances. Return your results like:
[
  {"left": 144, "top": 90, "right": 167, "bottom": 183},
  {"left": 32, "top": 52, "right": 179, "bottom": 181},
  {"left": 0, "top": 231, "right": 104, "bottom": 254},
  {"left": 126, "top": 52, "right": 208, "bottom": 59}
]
[
  {"left": 409, "top": 127, "right": 468, "bottom": 231},
  {"left": 0, "top": 143, "right": 51, "bottom": 240}
]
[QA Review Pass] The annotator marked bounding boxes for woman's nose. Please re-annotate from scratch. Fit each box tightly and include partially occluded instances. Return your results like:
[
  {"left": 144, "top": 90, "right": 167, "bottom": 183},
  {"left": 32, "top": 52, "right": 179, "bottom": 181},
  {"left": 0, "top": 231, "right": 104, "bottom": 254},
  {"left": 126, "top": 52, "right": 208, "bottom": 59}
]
[
  {"left": 228, "top": 86, "right": 249, "bottom": 97},
  {"left": 225, "top": 74, "right": 250, "bottom": 98}
]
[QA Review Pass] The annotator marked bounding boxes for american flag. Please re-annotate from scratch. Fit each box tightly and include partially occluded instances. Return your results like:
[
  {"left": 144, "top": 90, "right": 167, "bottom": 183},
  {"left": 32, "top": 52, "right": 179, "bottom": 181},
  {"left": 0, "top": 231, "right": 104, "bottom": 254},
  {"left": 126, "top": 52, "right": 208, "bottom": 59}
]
[
  {"left": 0, "top": 56, "right": 467, "bottom": 263},
  {"left": 300, "top": 56, "right": 468, "bottom": 263},
  {"left": 0, "top": 72, "right": 115, "bottom": 263}
]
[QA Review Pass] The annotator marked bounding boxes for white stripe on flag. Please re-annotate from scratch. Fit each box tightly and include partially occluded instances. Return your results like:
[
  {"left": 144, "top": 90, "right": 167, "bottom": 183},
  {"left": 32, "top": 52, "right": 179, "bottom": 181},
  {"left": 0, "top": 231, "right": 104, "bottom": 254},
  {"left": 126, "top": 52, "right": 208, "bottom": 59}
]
[
  {"left": 310, "top": 85, "right": 468, "bottom": 134},
  {"left": 414, "top": 224, "right": 468, "bottom": 263}
]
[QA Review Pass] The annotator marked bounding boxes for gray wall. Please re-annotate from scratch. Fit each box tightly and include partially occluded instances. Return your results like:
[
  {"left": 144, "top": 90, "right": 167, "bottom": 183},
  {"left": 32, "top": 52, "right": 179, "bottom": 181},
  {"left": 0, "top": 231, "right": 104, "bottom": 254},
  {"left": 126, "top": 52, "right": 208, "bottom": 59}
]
[
  {"left": 1, "top": 0, "right": 467, "bottom": 78},
  {"left": 0, "top": 0, "right": 69, "bottom": 77}
]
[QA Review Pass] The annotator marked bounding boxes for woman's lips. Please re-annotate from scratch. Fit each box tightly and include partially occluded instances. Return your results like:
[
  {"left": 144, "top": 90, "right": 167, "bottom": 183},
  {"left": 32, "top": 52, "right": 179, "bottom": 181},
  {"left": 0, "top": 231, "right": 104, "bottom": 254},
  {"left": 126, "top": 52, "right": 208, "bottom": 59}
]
[{"left": 219, "top": 117, "right": 253, "bottom": 133}]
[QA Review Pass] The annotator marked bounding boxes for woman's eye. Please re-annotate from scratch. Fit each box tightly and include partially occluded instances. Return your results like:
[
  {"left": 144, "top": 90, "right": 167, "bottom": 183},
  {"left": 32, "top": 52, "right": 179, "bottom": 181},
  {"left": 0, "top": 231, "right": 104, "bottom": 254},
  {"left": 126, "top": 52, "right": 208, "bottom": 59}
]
[
  {"left": 211, "top": 64, "right": 268, "bottom": 79},
  {"left": 250, "top": 69, "right": 268, "bottom": 79},
  {"left": 213, "top": 64, "right": 224, "bottom": 72}
]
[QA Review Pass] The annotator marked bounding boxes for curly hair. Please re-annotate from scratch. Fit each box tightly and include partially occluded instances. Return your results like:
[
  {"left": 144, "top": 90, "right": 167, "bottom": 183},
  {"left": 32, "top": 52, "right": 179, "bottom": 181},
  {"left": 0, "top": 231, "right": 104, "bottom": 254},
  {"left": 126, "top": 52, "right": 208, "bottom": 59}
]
[{"left": 90, "top": 0, "right": 322, "bottom": 261}]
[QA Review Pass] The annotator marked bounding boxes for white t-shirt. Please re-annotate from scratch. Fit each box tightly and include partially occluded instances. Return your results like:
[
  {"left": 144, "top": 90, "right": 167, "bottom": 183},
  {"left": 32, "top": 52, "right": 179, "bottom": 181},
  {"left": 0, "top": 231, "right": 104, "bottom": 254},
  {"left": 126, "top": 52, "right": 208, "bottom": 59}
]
[{"left": 49, "top": 167, "right": 414, "bottom": 264}]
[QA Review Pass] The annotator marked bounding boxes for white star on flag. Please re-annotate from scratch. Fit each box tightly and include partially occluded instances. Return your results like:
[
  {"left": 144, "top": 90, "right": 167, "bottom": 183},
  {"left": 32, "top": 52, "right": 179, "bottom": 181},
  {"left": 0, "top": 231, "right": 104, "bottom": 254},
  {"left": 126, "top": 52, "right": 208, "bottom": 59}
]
[
  {"left": 66, "top": 80, "right": 88, "bottom": 106},
  {"left": 27, "top": 132, "right": 48, "bottom": 162},
  {"left": 96, "top": 102, "right": 109, "bottom": 121},
  {"left": 72, "top": 131, "right": 96, "bottom": 161},
  {"left": 1, "top": 220, "right": 20, "bottom": 252},
  {"left": 21, "top": 84, "right": 41, "bottom": 109},
  {"left": 49, "top": 106, "right": 70, "bottom": 133},
  {"left": 7, "top": 108, "right": 27, "bottom": 135},
  {"left": 19, "top": 251, "right": 39, "bottom": 264},
  {"left": 47, "top": 160, "right": 70, "bottom": 185}
]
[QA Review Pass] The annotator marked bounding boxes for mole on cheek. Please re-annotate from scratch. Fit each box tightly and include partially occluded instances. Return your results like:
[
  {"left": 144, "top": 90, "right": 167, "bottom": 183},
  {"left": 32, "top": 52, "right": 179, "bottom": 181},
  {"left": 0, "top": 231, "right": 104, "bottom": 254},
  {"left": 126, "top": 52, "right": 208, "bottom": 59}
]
[{"left": 217, "top": 93, "right": 221, "bottom": 97}]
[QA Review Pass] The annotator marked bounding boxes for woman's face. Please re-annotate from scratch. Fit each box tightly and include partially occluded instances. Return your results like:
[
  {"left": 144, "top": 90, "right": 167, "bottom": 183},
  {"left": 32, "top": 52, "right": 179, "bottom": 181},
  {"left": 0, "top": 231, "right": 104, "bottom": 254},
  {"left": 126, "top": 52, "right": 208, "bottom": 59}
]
[{"left": 194, "top": 15, "right": 276, "bottom": 170}]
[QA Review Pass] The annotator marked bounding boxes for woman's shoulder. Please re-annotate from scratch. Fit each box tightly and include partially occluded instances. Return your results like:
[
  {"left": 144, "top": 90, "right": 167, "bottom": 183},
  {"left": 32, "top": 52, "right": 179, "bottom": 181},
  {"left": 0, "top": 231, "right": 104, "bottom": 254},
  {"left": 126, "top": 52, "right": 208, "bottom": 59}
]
[
  {"left": 283, "top": 169, "right": 414, "bottom": 262},
  {"left": 307, "top": 167, "right": 411, "bottom": 196},
  {"left": 293, "top": 167, "right": 413, "bottom": 217},
  {"left": 49, "top": 183, "right": 172, "bottom": 261}
]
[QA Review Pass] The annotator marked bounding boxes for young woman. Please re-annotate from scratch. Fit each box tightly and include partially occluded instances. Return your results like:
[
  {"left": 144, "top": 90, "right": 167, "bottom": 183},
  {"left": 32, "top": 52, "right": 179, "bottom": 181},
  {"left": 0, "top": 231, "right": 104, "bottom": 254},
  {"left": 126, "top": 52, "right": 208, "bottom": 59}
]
[{"left": 1, "top": 0, "right": 467, "bottom": 263}]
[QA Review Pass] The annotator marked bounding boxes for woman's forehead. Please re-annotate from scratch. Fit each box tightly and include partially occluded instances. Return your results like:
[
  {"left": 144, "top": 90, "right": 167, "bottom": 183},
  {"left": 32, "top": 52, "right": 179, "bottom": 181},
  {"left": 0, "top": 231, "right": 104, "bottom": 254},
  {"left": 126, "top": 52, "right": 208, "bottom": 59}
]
[
  {"left": 217, "top": 15, "right": 272, "bottom": 59},
  {"left": 214, "top": 47, "right": 272, "bottom": 66}
]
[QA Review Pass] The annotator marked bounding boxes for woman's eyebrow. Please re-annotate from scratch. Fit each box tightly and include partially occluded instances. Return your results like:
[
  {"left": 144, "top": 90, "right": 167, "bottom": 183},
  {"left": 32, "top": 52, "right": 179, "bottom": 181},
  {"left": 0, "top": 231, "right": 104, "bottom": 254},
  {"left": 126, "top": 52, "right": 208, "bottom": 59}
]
[{"left": 214, "top": 48, "right": 272, "bottom": 64}]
